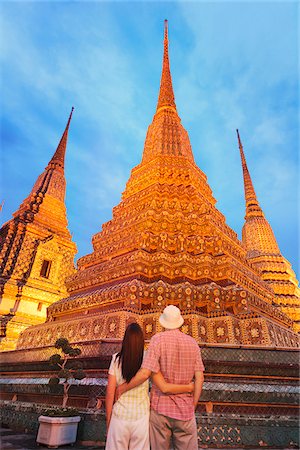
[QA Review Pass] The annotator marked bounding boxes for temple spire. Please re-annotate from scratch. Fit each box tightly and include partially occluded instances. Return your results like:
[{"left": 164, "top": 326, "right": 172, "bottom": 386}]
[
  {"left": 10, "top": 109, "right": 75, "bottom": 223},
  {"left": 237, "top": 132, "right": 299, "bottom": 329},
  {"left": 140, "top": 21, "right": 195, "bottom": 165},
  {"left": 156, "top": 20, "right": 177, "bottom": 112},
  {"left": 237, "top": 129, "right": 263, "bottom": 218},
  {"left": 0, "top": 108, "right": 77, "bottom": 351},
  {"left": 48, "top": 107, "right": 74, "bottom": 170}
]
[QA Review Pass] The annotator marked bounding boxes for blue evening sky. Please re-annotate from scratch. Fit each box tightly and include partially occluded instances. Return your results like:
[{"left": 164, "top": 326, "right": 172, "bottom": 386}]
[{"left": 1, "top": 1, "right": 299, "bottom": 278}]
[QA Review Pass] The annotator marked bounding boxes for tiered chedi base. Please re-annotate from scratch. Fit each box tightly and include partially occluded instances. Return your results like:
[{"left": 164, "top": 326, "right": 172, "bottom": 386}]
[{"left": 17, "top": 279, "right": 298, "bottom": 350}]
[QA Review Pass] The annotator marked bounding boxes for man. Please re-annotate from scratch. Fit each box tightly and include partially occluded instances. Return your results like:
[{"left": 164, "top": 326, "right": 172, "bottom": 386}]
[{"left": 116, "top": 305, "right": 205, "bottom": 450}]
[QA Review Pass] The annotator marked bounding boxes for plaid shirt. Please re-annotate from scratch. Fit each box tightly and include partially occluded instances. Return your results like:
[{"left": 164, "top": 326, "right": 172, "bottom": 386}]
[
  {"left": 142, "top": 329, "right": 204, "bottom": 420},
  {"left": 108, "top": 353, "right": 149, "bottom": 420}
]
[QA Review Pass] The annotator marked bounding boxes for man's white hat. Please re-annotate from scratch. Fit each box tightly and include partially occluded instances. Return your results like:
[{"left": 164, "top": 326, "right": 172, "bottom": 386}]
[{"left": 159, "top": 305, "right": 184, "bottom": 329}]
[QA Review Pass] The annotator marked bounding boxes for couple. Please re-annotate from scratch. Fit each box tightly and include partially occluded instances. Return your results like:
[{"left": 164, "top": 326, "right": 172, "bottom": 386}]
[{"left": 105, "top": 305, "right": 205, "bottom": 450}]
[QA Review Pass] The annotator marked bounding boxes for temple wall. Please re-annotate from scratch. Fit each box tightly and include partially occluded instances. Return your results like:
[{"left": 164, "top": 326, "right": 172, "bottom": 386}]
[
  {"left": 1, "top": 401, "right": 299, "bottom": 448},
  {"left": 0, "top": 344, "right": 299, "bottom": 448}
]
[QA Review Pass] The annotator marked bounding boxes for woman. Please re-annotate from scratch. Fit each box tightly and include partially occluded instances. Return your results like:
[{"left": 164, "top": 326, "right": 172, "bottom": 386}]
[{"left": 105, "top": 322, "right": 193, "bottom": 450}]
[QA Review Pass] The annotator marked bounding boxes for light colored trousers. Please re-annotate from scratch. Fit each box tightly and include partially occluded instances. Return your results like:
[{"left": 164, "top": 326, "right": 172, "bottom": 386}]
[
  {"left": 105, "top": 411, "right": 150, "bottom": 450},
  {"left": 150, "top": 409, "right": 198, "bottom": 450}
]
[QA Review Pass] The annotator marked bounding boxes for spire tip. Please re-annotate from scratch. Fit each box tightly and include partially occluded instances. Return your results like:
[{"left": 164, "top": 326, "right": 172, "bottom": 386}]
[
  {"left": 48, "top": 108, "right": 74, "bottom": 168},
  {"left": 164, "top": 20, "right": 168, "bottom": 38},
  {"left": 156, "top": 19, "right": 176, "bottom": 111},
  {"left": 236, "top": 129, "right": 242, "bottom": 147},
  {"left": 67, "top": 107, "right": 74, "bottom": 126}
]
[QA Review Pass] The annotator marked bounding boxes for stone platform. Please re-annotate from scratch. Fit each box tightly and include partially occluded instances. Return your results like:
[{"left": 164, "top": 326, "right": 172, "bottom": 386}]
[
  {"left": 2, "top": 427, "right": 296, "bottom": 450},
  {"left": 0, "top": 342, "right": 299, "bottom": 448},
  {"left": 0, "top": 426, "right": 105, "bottom": 450}
]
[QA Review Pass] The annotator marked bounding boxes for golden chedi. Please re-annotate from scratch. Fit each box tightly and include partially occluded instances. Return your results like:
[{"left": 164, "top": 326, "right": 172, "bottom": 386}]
[
  {"left": 13, "top": 22, "right": 300, "bottom": 351},
  {"left": 237, "top": 130, "right": 300, "bottom": 332},
  {"left": 0, "top": 110, "right": 77, "bottom": 351}
]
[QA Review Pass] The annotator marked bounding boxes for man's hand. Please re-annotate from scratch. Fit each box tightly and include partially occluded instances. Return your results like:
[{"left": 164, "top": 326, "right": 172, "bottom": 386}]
[
  {"left": 193, "top": 371, "right": 204, "bottom": 408},
  {"left": 115, "top": 368, "right": 151, "bottom": 400},
  {"left": 188, "top": 382, "right": 194, "bottom": 393},
  {"left": 115, "top": 382, "right": 127, "bottom": 401}
]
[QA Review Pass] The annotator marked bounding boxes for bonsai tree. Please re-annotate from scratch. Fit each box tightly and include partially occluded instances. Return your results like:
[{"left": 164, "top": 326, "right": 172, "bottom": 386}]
[{"left": 48, "top": 338, "right": 86, "bottom": 408}]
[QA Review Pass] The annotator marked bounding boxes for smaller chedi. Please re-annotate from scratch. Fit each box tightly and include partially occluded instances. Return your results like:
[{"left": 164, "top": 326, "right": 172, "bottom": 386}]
[
  {"left": 0, "top": 109, "right": 77, "bottom": 351},
  {"left": 237, "top": 130, "right": 300, "bottom": 332},
  {"left": 1, "top": 21, "right": 299, "bottom": 353}
]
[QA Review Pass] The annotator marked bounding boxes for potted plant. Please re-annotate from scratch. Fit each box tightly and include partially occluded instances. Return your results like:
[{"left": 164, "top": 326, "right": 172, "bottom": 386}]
[{"left": 36, "top": 338, "right": 86, "bottom": 448}]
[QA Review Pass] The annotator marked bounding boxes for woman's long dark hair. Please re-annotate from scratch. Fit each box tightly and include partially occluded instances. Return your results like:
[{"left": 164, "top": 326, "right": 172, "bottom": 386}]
[{"left": 116, "top": 323, "right": 144, "bottom": 383}]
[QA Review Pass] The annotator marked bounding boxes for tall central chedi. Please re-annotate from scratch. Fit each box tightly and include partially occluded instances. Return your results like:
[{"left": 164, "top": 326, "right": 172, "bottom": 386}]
[{"left": 18, "top": 21, "right": 299, "bottom": 351}]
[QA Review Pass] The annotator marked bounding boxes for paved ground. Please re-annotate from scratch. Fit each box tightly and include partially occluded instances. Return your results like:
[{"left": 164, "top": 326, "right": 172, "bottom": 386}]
[
  {"left": 0, "top": 427, "right": 296, "bottom": 450},
  {"left": 0, "top": 427, "right": 105, "bottom": 450}
]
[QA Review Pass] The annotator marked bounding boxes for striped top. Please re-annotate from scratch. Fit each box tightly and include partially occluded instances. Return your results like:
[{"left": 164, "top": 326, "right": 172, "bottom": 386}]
[{"left": 108, "top": 353, "right": 149, "bottom": 420}]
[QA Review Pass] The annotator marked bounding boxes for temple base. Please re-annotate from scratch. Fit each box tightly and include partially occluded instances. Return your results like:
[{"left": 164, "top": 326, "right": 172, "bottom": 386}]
[
  {"left": 0, "top": 342, "right": 299, "bottom": 448},
  {"left": 16, "top": 308, "right": 299, "bottom": 351}
]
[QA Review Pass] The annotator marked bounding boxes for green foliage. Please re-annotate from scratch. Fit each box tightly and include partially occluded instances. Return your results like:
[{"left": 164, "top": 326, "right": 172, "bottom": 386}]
[
  {"left": 54, "top": 338, "right": 81, "bottom": 357},
  {"left": 62, "top": 345, "right": 73, "bottom": 354},
  {"left": 48, "top": 337, "right": 86, "bottom": 407},
  {"left": 49, "top": 354, "right": 62, "bottom": 365},
  {"left": 55, "top": 338, "right": 69, "bottom": 351},
  {"left": 58, "top": 369, "right": 69, "bottom": 379},
  {"left": 43, "top": 408, "right": 79, "bottom": 417},
  {"left": 74, "top": 369, "right": 86, "bottom": 380},
  {"left": 68, "top": 348, "right": 81, "bottom": 357}
]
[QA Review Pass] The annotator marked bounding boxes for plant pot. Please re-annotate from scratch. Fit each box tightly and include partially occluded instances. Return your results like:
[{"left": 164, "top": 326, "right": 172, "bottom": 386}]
[{"left": 37, "top": 415, "right": 81, "bottom": 448}]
